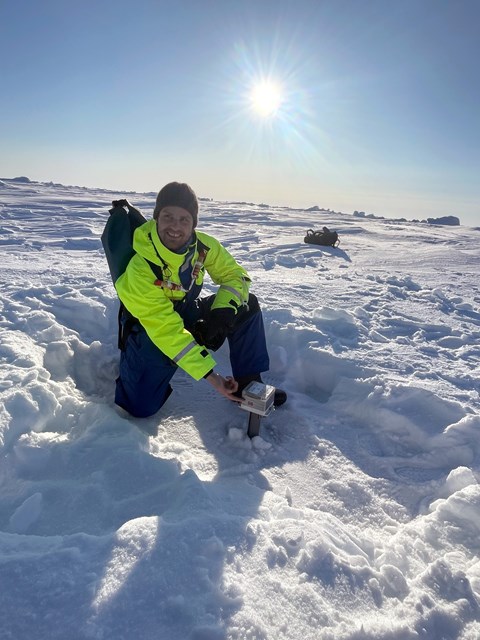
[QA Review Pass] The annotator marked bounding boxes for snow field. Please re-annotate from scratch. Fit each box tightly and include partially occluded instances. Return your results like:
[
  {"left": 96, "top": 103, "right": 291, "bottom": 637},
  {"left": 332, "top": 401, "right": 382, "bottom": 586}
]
[{"left": 1, "top": 178, "right": 479, "bottom": 639}]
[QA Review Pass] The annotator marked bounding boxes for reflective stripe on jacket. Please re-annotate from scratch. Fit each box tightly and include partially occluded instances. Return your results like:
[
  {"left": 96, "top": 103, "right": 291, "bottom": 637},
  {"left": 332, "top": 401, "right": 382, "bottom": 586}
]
[{"left": 115, "top": 220, "right": 251, "bottom": 380}]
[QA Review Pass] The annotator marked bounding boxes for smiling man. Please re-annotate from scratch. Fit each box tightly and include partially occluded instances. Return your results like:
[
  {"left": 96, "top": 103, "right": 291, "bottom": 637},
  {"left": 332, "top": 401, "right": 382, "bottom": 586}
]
[{"left": 114, "top": 181, "right": 286, "bottom": 418}]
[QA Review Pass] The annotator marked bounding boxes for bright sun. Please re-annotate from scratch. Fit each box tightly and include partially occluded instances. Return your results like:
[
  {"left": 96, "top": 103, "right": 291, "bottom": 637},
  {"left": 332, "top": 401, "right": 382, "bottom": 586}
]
[{"left": 250, "top": 81, "right": 283, "bottom": 117}]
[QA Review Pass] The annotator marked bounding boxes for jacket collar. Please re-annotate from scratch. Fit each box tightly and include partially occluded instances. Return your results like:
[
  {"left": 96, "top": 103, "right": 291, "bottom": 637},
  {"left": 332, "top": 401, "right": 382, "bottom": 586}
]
[{"left": 134, "top": 219, "right": 196, "bottom": 267}]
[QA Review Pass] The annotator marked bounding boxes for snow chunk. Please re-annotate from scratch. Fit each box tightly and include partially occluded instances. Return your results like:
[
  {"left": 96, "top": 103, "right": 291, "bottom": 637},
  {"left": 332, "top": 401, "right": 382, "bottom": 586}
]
[
  {"left": 430, "top": 484, "right": 480, "bottom": 534},
  {"left": 9, "top": 492, "right": 43, "bottom": 533},
  {"left": 443, "top": 466, "right": 478, "bottom": 497},
  {"left": 312, "top": 306, "right": 358, "bottom": 339}
]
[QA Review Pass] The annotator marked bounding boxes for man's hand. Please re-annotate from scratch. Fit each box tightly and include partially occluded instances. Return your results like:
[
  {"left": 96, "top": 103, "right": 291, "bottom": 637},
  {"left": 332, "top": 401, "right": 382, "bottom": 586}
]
[{"left": 206, "top": 372, "right": 239, "bottom": 401}]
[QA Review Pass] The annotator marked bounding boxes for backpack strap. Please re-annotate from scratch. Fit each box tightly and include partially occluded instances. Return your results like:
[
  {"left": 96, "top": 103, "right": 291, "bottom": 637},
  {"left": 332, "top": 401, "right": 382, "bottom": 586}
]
[
  {"left": 145, "top": 258, "right": 164, "bottom": 281},
  {"left": 118, "top": 302, "right": 137, "bottom": 351}
]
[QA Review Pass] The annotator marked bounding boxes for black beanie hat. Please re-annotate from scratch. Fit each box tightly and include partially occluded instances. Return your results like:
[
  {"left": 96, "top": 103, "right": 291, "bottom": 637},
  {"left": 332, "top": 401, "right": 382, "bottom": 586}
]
[{"left": 153, "top": 182, "right": 199, "bottom": 227}]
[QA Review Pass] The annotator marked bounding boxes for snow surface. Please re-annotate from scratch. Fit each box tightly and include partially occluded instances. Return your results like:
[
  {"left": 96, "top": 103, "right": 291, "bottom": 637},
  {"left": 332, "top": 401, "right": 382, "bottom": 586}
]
[{"left": 1, "top": 178, "right": 479, "bottom": 640}]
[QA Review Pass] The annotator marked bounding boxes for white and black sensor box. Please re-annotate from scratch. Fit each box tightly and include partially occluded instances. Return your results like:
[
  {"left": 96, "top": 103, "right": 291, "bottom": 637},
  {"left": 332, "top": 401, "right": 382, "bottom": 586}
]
[{"left": 239, "top": 381, "right": 275, "bottom": 416}]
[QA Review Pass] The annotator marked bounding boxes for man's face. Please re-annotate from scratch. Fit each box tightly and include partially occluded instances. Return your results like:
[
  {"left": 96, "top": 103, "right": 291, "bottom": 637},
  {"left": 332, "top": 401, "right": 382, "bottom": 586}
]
[{"left": 156, "top": 206, "right": 194, "bottom": 251}]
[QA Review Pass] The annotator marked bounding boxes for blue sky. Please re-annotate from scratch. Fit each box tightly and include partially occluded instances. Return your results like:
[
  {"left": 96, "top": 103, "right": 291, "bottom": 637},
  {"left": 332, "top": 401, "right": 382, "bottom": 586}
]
[{"left": 1, "top": 0, "right": 479, "bottom": 224}]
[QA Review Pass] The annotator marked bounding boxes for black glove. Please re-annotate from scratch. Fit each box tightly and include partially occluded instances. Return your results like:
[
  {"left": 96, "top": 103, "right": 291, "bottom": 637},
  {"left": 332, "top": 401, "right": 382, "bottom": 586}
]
[{"left": 193, "top": 308, "right": 236, "bottom": 351}]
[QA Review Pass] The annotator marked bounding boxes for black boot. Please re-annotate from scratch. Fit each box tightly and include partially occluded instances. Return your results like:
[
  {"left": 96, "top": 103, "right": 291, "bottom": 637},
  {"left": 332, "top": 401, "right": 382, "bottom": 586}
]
[
  {"left": 272, "top": 388, "right": 287, "bottom": 407},
  {"left": 235, "top": 374, "right": 287, "bottom": 407}
]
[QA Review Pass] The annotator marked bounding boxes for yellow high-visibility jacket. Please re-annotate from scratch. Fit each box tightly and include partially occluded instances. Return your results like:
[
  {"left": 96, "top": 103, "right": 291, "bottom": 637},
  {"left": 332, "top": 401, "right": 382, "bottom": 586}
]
[{"left": 115, "top": 219, "right": 251, "bottom": 380}]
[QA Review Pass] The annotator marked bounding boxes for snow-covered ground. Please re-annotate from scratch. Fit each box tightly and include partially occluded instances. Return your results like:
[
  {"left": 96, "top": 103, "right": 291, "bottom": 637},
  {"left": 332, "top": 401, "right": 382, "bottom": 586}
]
[{"left": 1, "top": 177, "right": 479, "bottom": 640}]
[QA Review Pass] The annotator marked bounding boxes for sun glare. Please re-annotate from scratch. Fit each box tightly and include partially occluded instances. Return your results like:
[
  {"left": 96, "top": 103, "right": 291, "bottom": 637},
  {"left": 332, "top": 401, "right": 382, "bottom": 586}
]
[
  {"left": 250, "top": 81, "right": 283, "bottom": 117},
  {"left": 225, "top": 39, "right": 318, "bottom": 163}
]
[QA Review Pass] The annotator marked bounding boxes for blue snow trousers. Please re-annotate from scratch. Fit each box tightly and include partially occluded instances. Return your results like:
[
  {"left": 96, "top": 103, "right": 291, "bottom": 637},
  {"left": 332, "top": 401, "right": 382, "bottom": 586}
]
[{"left": 115, "top": 293, "right": 270, "bottom": 418}]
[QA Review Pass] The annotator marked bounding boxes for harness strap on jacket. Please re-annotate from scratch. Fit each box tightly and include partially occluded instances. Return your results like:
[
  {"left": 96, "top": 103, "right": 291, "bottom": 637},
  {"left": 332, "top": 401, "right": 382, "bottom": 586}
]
[{"left": 118, "top": 238, "right": 210, "bottom": 351}]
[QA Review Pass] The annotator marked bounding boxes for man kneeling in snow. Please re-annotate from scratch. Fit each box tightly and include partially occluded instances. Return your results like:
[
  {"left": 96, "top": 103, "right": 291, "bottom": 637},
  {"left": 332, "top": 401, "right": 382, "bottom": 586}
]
[{"left": 115, "top": 181, "right": 286, "bottom": 418}]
